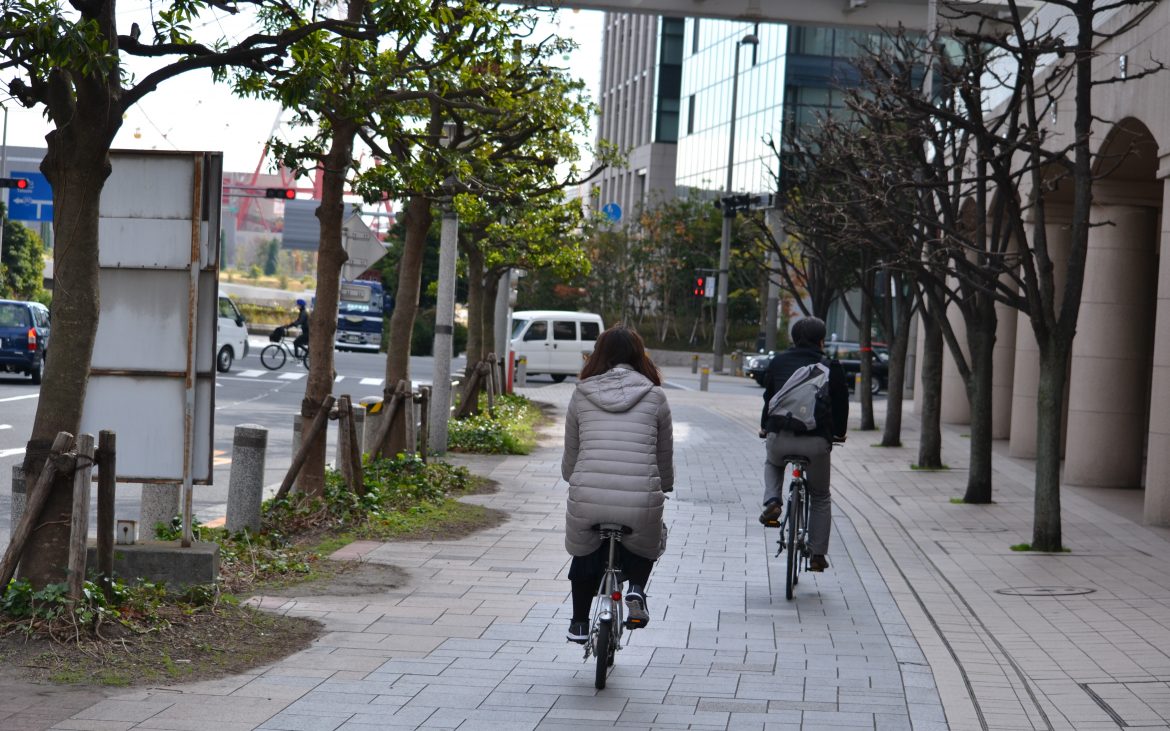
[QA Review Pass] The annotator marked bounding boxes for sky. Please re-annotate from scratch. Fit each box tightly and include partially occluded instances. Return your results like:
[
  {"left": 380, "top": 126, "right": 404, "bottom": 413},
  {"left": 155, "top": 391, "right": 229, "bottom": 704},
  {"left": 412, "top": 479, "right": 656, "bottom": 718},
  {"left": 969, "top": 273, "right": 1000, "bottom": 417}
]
[{"left": 1, "top": 8, "right": 605, "bottom": 177}]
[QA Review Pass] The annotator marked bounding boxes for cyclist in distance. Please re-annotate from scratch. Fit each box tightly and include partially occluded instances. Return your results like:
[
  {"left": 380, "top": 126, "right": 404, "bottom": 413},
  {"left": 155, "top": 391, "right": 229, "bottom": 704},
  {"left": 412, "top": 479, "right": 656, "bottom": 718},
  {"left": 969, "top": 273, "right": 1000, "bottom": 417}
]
[
  {"left": 758, "top": 317, "right": 849, "bottom": 572},
  {"left": 561, "top": 324, "right": 674, "bottom": 643},
  {"left": 286, "top": 299, "right": 310, "bottom": 359}
]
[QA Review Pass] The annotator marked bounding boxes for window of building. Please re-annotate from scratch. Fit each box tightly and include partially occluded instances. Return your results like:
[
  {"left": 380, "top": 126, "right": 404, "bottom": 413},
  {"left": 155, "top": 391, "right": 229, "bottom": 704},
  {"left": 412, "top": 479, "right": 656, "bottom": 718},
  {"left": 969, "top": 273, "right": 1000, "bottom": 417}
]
[
  {"left": 686, "top": 94, "right": 696, "bottom": 134},
  {"left": 692, "top": 18, "right": 700, "bottom": 53}
]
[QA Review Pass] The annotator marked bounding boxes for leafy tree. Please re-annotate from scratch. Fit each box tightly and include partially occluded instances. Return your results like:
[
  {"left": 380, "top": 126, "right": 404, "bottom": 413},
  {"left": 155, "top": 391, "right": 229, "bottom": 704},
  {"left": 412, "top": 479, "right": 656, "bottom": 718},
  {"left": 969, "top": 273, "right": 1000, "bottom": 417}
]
[
  {"left": 0, "top": 206, "right": 46, "bottom": 299},
  {"left": 0, "top": 0, "right": 357, "bottom": 584}
]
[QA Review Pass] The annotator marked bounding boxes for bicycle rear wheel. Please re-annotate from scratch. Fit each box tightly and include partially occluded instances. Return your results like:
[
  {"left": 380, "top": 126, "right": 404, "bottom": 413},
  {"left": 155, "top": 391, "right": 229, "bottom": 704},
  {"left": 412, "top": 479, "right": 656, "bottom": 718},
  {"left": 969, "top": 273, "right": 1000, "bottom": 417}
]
[
  {"left": 594, "top": 618, "right": 612, "bottom": 689},
  {"left": 785, "top": 491, "right": 801, "bottom": 600},
  {"left": 260, "top": 344, "right": 286, "bottom": 370}
]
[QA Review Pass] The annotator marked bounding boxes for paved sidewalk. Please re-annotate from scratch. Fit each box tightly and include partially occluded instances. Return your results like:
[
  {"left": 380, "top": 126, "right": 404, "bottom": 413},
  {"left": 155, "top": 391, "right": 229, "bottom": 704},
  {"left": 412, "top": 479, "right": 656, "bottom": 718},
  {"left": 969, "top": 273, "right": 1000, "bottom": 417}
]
[{"left": 41, "top": 368, "right": 1170, "bottom": 730}]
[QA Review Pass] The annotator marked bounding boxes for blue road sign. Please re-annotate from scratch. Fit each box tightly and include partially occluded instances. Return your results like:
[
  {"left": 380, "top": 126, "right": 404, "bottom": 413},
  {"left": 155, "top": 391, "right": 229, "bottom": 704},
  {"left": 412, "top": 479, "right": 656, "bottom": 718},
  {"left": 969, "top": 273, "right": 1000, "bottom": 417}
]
[
  {"left": 7, "top": 171, "right": 53, "bottom": 222},
  {"left": 601, "top": 202, "right": 622, "bottom": 222}
]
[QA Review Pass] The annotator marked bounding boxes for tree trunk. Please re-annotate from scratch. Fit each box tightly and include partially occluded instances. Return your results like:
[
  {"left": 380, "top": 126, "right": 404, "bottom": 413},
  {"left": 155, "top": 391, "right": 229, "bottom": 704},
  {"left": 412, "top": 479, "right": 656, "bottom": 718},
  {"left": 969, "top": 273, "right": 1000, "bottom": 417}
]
[
  {"left": 880, "top": 300, "right": 914, "bottom": 448},
  {"left": 961, "top": 317, "right": 996, "bottom": 503},
  {"left": 381, "top": 195, "right": 432, "bottom": 456},
  {"left": 465, "top": 242, "right": 485, "bottom": 364},
  {"left": 481, "top": 270, "right": 501, "bottom": 361},
  {"left": 1032, "top": 338, "right": 1067, "bottom": 550},
  {"left": 916, "top": 308, "right": 945, "bottom": 469},
  {"left": 859, "top": 268, "right": 875, "bottom": 431},
  {"left": 299, "top": 120, "right": 355, "bottom": 497},
  {"left": 20, "top": 109, "right": 116, "bottom": 585}
]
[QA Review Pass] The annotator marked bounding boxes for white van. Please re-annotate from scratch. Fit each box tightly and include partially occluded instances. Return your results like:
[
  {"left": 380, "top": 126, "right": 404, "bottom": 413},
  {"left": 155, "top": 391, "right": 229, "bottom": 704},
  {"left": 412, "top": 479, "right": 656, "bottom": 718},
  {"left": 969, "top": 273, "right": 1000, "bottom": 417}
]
[
  {"left": 216, "top": 292, "right": 249, "bottom": 373},
  {"left": 509, "top": 310, "right": 604, "bottom": 382}
]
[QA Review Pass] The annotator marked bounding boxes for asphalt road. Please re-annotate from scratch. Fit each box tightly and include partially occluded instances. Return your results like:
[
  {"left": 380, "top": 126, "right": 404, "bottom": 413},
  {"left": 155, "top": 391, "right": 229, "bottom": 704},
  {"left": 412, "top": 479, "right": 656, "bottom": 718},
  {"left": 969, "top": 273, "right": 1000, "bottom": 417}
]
[{"left": 0, "top": 342, "right": 777, "bottom": 541}]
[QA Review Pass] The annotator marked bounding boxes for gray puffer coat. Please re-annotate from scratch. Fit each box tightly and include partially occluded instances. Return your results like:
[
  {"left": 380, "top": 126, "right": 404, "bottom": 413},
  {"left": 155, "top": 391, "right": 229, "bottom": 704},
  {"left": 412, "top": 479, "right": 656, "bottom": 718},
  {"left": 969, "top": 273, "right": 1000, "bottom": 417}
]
[{"left": 561, "top": 364, "right": 674, "bottom": 560}]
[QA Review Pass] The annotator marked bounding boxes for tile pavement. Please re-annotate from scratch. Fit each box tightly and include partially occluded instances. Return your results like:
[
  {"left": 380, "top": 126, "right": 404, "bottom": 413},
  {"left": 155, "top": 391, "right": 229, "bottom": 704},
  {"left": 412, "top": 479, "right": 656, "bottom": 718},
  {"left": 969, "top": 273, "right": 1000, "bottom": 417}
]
[{"left": 35, "top": 367, "right": 1170, "bottom": 730}]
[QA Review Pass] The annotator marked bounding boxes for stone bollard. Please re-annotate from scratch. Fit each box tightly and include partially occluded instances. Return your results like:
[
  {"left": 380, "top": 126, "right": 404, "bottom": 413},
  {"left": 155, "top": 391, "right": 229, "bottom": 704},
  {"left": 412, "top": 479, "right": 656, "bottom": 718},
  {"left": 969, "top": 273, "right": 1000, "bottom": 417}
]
[
  {"left": 10, "top": 465, "right": 25, "bottom": 531},
  {"left": 691, "top": 354, "right": 699, "bottom": 374},
  {"left": 516, "top": 355, "right": 528, "bottom": 387},
  {"left": 360, "top": 398, "right": 383, "bottom": 456},
  {"left": 854, "top": 373, "right": 863, "bottom": 400},
  {"left": 139, "top": 484, "right": 181, "bottom": 538},
  {"left": 352, "top": 406, "right": 366, "bottom": 459},
  {"left": 700, "top": 366, "right": 710, "bottom": 392},
  {"left": 226, "top": 424, "right": 267, "bottom": 533}
]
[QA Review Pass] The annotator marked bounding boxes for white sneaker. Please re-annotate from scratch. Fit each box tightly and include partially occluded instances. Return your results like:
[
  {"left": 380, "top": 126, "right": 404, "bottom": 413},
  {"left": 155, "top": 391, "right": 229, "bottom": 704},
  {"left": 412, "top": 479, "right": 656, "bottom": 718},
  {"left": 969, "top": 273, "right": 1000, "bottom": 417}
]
[{"left": 625, "top": 586, "right": 649, "bottom": 628}]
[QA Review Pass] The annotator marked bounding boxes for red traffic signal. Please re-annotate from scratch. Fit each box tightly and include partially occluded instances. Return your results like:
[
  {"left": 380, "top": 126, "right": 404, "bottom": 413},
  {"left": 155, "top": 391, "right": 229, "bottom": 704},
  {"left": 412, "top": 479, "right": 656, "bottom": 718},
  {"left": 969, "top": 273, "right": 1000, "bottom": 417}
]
[
  {"left": 265, "top": 187, "right": 295, "bottom": 199},
  {"left": 0, "top": 178, "right": 30, "bottom": 190},
  {"left": 693, "top": 276, "right": 706, "bottom": 297}
]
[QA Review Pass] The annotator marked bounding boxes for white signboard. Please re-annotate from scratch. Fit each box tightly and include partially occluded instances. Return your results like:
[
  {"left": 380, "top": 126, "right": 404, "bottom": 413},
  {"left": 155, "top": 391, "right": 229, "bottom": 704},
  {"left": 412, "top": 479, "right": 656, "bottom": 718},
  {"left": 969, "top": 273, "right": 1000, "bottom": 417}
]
[{"left": 80, "top": 150, "right": 222, "bottom": 484}]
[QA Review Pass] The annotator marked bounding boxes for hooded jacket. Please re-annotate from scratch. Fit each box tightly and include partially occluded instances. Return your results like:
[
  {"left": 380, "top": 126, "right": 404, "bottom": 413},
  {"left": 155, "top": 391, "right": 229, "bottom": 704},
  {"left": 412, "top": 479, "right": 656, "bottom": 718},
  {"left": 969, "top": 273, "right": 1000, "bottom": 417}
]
[{"left": 561, "top": 364, "right": 674, "bottom": 560}]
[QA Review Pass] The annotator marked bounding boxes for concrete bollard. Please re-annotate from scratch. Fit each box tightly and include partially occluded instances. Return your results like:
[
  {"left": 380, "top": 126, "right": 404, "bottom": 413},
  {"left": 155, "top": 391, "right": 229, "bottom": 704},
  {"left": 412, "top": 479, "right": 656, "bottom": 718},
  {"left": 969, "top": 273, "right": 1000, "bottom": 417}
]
[
  {"left": 854, "top": 373, "right": 862, "bottom": 400},
  {"left": 10, "top": 465, "right": 25, "bottom": 531},
  {"left": 226, "top": 424, "right": 267, "bottom": 533},
  {"left": 516, "top": 355, "right": 528, "bottom": 387},
  {"left": 360, "top": 398, "right": 383, "bottom": 456},
  {"left": 691, "top": 354, "right": 699, "bottom": 374},
  {"left": 700, "top": 366, "right": 710, "bottom": 392},
  {"left": 139, "top": 484, "right": 181, "bottom": 538},
  {"left": 352, "top": 406, "right": 365, "bottom": 459}
]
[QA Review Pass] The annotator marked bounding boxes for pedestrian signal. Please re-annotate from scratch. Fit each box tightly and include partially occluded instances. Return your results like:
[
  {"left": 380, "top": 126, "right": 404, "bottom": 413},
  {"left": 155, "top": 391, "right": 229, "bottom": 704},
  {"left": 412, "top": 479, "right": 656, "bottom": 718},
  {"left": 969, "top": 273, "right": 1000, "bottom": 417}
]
[
  {"left": 693, "top": 276, "right": 706, "bottom": 297},
  {"left": 0, "top": 178, "right": 30, "bottom": 190},
  {"left": 265, "top": 188, "right": 295, "bottom": 199}
]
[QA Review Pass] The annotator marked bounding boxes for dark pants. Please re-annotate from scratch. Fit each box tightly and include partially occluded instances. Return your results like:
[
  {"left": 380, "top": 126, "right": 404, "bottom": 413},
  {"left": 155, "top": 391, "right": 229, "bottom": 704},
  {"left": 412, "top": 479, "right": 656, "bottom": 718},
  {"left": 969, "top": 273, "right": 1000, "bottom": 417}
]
[
  {"left": 568, "top": 544, "right": 654, "bottom": 622},
  {"left": 293, "top": 333, "right": 308, "bottom": 357}
]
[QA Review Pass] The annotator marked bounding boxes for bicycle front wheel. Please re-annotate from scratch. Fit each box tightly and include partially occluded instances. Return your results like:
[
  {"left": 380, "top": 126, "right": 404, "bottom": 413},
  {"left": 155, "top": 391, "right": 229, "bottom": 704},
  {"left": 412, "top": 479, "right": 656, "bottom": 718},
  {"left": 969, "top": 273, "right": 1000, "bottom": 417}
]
[
  {"left": 260, "top": 344, "right": 286, "bottom": 370},
  {"left": 594, "top": 618, "right": 612, "bottom": 689},
  {"left": 785, "top": 492, "right": 801, "bottom": 600}
]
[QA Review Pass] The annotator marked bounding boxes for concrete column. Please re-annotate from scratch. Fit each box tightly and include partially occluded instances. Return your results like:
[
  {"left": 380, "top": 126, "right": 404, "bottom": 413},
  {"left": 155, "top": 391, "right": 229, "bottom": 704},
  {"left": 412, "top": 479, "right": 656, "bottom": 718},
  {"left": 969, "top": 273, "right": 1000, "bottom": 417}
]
[
  {"left": 10, "top": 465, "right": 25, "bottom": 530},
  {"left": 139, "top": 484, "right": 181, "bottom": 538},
  {"left": 992, "top": 284, "right": 1018, "bottom": 439},
  {"left": 940, "top": 300, "right": 970, "bottom": 425},
  {"left": 226, "top": 424, "right": 267, "bottom": 533},
  {"left": 360, "top": 398, "right": 382, "bottom": 457},
  {"left": 1009, "top": 214, "right": 1072, "bottom": 458},
  {"left": 1145, "top": 178, "right": 1170, "bottom": 524},
  {"left": 1065, "top": 204, "right": 1158, "bottom": 487}
]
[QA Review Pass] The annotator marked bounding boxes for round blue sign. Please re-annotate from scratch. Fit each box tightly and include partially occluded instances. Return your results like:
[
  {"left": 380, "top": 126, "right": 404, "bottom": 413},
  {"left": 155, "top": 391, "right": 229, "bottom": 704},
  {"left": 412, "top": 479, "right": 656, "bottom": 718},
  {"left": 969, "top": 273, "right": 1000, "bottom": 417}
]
[{"left": 601, "top": 202, "right": 622, "bottom": 222}]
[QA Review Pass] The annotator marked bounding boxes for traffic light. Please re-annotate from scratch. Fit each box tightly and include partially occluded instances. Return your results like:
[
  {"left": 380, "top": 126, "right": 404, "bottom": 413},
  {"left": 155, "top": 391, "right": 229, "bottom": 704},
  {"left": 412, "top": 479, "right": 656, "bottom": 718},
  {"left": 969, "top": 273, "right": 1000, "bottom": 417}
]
[
  {"left": 0, "top": 178, "right": 30, "bottom": 190},
  {"left": 693, "top": 276, "right": 706, "bottom": 297},
  {"left": 265, "top": 187, "right": 295, "bottom": 199}
]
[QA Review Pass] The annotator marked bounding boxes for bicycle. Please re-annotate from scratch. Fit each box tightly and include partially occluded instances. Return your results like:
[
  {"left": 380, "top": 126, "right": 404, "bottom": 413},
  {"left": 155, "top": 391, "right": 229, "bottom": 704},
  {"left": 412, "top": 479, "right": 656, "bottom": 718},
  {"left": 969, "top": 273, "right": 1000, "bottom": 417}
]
[
  {"left": 583, "top": 523, "right": 633, "bottom": 690},
  {"left": 260, "top": 327, "right": 310, "bottom": 371},
  {"left": 772, "top": 455, "right": 811, "bottom": 601}
]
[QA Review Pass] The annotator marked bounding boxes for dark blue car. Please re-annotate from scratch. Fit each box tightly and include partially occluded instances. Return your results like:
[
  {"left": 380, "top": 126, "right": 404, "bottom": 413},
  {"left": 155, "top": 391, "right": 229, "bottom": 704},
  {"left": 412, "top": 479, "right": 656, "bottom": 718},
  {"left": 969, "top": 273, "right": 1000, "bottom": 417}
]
[{"left": 0, "top": 299, "right": 50, "bottom": 384}]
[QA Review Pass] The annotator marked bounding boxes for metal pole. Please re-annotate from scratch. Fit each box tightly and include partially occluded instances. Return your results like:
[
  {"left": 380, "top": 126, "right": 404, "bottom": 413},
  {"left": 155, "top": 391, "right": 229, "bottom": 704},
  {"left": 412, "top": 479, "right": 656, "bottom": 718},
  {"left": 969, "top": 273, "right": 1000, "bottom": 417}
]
[
  {"left": 430, "top": 203, "right": 458, "bottom": 455},
  {"left": 0, "top": 105, "right": 9, "bottom": 283},
  {"left": 714, "top": 35, "right": 755, "bottom": 373},
  {"left": 494, "top": 268, "right": 511, "bottom": 372},
  {"left": 764, "top": 207, "right": 782, "bottom": 351}
]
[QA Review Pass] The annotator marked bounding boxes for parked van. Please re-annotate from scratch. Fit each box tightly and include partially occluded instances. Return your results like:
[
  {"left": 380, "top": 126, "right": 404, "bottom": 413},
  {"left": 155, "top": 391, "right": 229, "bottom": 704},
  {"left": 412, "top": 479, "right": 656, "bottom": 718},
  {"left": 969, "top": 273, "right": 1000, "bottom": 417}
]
[
  {"left": 509, "top": 310, "right": 604, "bottom": 382},
  {"left": 217, "top": 292, "right": 249, "bottom": 373}
]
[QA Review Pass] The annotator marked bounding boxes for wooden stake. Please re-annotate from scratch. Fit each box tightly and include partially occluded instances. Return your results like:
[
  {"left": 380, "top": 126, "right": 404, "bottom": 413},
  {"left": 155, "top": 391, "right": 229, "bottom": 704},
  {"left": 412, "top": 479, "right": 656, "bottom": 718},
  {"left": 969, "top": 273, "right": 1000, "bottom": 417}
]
[
  {"left": 274, "top": 395, "right": 335, "bottom": 502},
  {"left": 0, "top": 432, "right": 73, "bottom": 593},
  {"left": 418, "top": 386, "right": 431, "bottom": 463},
  {"left": 67, "top": 434, "right": 95, "bottom": 600},
  {"left": 96, "top": 431, "right": 116, "bottom": 601}
]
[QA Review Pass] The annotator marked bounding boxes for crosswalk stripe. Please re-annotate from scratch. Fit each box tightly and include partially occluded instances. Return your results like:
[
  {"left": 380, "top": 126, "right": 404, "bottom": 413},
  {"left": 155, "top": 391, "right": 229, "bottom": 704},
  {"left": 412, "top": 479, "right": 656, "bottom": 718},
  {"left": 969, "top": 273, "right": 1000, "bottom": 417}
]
[
  {"left": 335, "top": 375, "right": 345, "bottom": 383},
  {"left": 360, "top": 377, "right": 383, "bottom": 386},
  {"left": 238, "top": 370, "right": 265, "bottom": 378},
  {"left": 0, "top": 447, "right": 24, "bottom": 459},
  {"left": 278, "top": 372, "right": 306, "bottom": 381}
]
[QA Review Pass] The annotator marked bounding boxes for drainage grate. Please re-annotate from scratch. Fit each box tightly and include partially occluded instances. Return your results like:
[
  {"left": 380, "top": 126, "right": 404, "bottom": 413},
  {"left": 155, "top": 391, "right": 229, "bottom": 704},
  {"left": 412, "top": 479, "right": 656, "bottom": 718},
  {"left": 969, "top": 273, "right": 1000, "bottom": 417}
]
[{"left": 995, "top": 586, "right": 1096, "bottom": 597}]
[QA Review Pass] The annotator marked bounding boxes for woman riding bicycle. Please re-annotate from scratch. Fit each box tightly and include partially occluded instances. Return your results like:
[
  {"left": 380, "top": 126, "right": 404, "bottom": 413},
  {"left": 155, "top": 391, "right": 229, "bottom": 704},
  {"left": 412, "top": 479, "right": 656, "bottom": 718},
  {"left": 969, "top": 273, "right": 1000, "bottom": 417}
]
[
  {"left": 561, "top": 324, "right": 674, "bottom": 643},
  {"left": 758, "top": 317, "right": 849, "bottom": 573}
]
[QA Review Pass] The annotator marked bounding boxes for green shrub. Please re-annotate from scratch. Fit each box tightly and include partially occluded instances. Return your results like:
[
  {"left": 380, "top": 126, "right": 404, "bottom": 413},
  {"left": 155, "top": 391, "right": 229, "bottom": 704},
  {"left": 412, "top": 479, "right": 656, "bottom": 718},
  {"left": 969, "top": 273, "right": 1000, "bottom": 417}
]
[{"left": 448, "top": 394, "right": 540, "bottom": 455}]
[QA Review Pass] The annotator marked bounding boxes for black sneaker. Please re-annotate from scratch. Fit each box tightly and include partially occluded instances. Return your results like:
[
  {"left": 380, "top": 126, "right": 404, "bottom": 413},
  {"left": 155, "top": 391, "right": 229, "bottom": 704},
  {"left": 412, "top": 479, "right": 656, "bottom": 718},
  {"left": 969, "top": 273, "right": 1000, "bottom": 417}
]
[
  {"left": 759, "top": 501, "right": 783, "bottom": 526},
  {"left": 809, "top": 555, "right": 829, "bottom": 572},
  {"left": 625, "top": 586, "right": 649, "bottom": 628},
  {"left": 566, "top": 620, "right": 589, "bottom": 644}
]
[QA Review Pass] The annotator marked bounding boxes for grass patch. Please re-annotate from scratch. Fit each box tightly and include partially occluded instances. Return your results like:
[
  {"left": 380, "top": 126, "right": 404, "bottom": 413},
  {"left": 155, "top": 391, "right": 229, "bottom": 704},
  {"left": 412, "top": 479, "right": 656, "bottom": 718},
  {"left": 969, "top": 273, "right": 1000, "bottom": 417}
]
[
  {"left": 1010, "top": 543, "right": 1071, "bottom": 552},
  {"left": 910, "top": 463, "right": 950, "bottom": 471},
  {"left": 448, "top": 393, "right": 542, "bottom": 454},
  {"left": 949, "top": 497, "right": 965, "bottom": 504}
]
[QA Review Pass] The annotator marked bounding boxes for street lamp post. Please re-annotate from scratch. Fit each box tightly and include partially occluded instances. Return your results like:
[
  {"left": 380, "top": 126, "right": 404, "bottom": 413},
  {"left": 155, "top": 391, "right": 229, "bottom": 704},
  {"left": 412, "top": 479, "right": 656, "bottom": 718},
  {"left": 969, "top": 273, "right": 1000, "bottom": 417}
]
[{"left": 713, "top": 32, "right": 759, "bottom": 373}]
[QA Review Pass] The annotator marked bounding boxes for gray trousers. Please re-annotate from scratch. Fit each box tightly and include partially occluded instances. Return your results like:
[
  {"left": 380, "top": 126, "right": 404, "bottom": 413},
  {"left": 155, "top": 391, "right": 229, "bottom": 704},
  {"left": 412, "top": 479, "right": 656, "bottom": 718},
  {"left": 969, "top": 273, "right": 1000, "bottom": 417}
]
[{"left": 764, "top": 431, "right": 832, "bottom": 556}]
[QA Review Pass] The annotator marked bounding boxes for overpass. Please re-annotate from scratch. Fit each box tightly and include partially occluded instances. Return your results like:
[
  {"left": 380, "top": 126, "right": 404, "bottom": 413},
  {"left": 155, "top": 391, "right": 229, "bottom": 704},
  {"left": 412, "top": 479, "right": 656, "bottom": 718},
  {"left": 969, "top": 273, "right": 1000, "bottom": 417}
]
[{"left": 530, "top": 0, "right": 1037, "bottom": 30}]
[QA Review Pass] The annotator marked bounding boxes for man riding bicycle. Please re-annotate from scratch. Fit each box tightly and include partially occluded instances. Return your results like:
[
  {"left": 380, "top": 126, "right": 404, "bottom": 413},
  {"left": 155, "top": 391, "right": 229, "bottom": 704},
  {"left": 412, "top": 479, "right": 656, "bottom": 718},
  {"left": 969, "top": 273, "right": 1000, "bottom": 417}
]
[
  {"left": 758, "top": 317, "right": 849, "bottom": 572},
  {"left": 286, "top": 299, "right": 310, "bottom": 359}
]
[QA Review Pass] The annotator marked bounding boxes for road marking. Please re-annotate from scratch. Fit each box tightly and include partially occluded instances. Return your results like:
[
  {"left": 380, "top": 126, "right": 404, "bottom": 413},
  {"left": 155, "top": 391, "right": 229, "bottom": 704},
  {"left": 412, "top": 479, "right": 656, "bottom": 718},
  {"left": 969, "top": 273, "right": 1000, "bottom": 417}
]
[
  {"left": 0, "top": 393, "right": 38, "bottom": 403},
  {"left": 0, "top": 447, "right": 24, "bottom": 459},
  {"left": 334, "top": 375, "right": 345, "bottom": 383},
  {"left": 0, "top": 424, "right": 10, "bottom": 430},
  {"left": 237, "top": 370, "right": 266, "bottom": 378},
  {"left": 278, "top": 372, "right": 306, "bottom": 380},
  {"left": 360, "top": 377, "right": 383, "bottom": 386}
]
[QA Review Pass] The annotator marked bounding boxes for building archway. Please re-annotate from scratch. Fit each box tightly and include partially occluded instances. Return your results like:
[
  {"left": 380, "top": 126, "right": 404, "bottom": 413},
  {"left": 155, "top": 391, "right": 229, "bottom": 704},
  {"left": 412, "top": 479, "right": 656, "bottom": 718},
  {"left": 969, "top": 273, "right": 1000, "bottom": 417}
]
[{"left": 1064, "top": 118, "right": 1161, "bottom": 489}]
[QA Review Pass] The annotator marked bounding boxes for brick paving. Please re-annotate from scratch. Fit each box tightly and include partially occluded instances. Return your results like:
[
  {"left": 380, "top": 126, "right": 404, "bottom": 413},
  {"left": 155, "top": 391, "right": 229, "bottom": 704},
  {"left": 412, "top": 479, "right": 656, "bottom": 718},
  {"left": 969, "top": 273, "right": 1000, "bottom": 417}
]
[{"left": 40, "top": 367, "right": 1170, "bottom": 730}]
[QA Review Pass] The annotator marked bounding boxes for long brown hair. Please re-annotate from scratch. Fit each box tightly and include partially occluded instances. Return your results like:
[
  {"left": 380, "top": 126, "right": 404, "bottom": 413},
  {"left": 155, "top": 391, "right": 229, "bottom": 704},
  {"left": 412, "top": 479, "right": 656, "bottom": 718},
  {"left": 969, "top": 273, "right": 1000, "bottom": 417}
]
[{"left": 579, "top": 323, "right": 662, "bottom": 386}]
